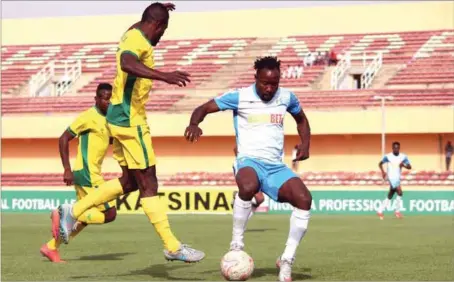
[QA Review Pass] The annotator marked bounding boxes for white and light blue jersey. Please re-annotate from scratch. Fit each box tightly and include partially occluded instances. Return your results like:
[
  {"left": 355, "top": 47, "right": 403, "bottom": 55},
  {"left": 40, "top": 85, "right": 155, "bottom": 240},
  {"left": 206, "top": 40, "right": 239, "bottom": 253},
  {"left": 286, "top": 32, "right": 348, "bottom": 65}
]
[
  {"left": 215, "top": 84, "right": 302, "bottom": 164},
  {"left": 381, "top": 152, "right": 410, "bottom": 180}
]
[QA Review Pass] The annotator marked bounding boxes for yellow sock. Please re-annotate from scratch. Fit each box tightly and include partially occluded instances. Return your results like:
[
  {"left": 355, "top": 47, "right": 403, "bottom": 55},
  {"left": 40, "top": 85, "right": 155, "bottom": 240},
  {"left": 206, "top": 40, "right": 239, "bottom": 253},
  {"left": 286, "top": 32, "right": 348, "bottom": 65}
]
[
  {"left": 46, "top": 238, "right": 62, "bottom": 250},
  {"left": 45, "top": 222, "right": 86, "bottom": 250},
  {"left": 77, "top": 208, "right": 105, "bottom": 224},
  {"left": 73, "top": 179, "right": 123, "bottom": 218},
  {"left": 141, "top": 196, "right": 180, "bottom": 252}
]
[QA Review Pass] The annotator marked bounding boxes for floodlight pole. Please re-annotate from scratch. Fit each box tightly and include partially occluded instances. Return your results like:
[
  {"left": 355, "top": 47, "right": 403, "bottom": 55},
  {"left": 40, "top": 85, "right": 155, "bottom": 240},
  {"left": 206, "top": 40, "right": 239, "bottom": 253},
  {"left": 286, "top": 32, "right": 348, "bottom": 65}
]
[{"left": 373, "top": 95, "right": 394, "bottom": 157}]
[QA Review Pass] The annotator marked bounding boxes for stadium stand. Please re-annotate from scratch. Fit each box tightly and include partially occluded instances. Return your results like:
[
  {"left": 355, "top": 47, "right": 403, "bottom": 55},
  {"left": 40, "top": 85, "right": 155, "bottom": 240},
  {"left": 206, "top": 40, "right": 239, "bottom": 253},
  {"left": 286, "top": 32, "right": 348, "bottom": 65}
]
[
  {"left": 2, "top": 171, "right": 453, "bottom": 186},
  {"left": 2, "top": 30, "right": 453, "bottom": 101},
  {"left": 2, "top": 88, "right": 453, "bottom": 114}
]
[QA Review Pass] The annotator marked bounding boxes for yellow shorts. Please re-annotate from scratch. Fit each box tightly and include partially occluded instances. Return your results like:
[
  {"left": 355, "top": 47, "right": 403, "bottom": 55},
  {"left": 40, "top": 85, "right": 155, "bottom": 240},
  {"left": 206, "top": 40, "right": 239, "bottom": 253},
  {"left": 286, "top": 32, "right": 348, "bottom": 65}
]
[
  {"left": 75, "top": 185, "right": 116, "bottom": 212},
  {"left": 108, "top": 123, "right": 157, "bottom": 170}
]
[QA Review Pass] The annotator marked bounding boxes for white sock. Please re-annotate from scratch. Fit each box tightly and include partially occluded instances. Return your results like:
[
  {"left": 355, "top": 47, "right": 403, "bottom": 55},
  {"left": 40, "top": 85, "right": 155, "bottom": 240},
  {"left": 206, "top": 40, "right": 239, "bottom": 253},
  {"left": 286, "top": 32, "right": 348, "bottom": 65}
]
[
  {"left": 377, "top": 198, "right": 390, "bottom": 213},
  {"left": 281, "top": 209, "right": 310, "bottom": 261},
  {"left": 395, "top": 196, "right": 402, "bottom": 212},
  {"left": 231, "top": 194, "right": 252, "bottom": 247},
  {"left": 248, "top": 197, "right": 258, "bottom": 220}
]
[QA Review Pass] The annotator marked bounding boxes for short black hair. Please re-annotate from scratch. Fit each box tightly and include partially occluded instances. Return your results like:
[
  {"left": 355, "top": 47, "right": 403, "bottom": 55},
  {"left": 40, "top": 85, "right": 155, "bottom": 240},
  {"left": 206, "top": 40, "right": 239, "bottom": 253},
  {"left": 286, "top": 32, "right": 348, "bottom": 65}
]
[
  {"left": 141, "top": 2, "right": 169, "bottom": 24},
  {"left": 96, "top": 83, "right": 112, "bottom": 96},
  {"left": 392, "top": 141, "right": 400, "bottom": 147},
  {"left": 254, "top": 56, "right": 281, "bottom": 73}
]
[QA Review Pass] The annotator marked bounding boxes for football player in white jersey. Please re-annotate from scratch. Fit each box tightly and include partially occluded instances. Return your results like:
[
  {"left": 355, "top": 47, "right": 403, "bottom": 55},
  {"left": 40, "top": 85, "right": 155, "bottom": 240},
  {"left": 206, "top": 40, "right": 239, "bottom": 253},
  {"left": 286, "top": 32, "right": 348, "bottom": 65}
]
[
  {"left": 377, "top": 142, "right": 412, "bottom": 220},
  {"left": 185, "top": 56, "right": 312, "bottom": 282}
]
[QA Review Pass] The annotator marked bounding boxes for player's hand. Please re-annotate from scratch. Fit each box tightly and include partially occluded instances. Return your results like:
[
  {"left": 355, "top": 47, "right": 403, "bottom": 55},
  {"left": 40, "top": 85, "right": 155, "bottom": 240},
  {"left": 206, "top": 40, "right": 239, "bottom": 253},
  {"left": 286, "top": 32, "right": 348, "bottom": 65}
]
[
  {"left": 162, "top": 3, "right": 176, "bottom": 11},
  {"left": 63, "top": 169, "right": 74, "bottom": 186},
  {"left": 293, "top": 144, "right": 309, "bottom": 161},
  {"left": 163, "top": 71, "right": 191, "bottom": 87},
  {"left": 184, "top": 124, "right": 203, "bottom": 142},
  {"left": 381, "top": 172, "right": 387, "bottom": 181}
]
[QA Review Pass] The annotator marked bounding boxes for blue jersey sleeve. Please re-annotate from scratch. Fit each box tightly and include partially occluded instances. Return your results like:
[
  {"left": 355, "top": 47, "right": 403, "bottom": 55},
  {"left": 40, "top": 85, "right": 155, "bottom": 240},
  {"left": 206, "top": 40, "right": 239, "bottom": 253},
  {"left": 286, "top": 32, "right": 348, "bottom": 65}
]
[
  {"left": 214, "top": 91, "right": 239, "bottom": 111},
  {"left": 402, "top": 156, "right": 410, "bottom": 165},
  {"left": 381, "top": 155, "right": 389, "bottom": 163},
  {"left": 287, "top": 92, "right": 302, "bottom": 115}
]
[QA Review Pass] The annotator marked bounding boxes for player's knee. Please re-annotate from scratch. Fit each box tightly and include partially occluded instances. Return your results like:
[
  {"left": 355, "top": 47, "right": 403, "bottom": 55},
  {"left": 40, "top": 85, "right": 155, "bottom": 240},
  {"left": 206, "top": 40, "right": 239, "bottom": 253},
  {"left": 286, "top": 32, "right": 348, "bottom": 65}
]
[
  {"left": 134, "top": 166, "right": 159, "bottom": 196},
  {"left": 237, "top": 181, "right": 258, "bottom": 201},
  {"left": 103, "top": 208, "right": 117, "bottom": 223},
  {"left": 289, "top": 182, "right": 312, "bottom": 210}
]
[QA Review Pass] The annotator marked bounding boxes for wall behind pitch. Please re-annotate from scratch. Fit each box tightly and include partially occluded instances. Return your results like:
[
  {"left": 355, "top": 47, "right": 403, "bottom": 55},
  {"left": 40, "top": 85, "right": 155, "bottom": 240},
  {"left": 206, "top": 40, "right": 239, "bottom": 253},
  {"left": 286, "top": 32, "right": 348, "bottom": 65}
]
[
  {"left": 2, "top": 1, "right": 453, "bottom": 45},
  {"left": 2, "top": 133, "right": 452, "bottom": 174}
]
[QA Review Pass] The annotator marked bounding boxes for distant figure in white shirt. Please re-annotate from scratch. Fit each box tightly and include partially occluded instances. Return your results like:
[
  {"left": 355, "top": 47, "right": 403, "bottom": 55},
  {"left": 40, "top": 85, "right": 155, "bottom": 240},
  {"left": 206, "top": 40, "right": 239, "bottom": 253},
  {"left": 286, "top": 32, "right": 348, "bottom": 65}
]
[
  {"left": 377, "top": 142, "right": 412, "bottom": 220},
  {"left": 184, "top": 56, "right": 312, "bottom": 282}
]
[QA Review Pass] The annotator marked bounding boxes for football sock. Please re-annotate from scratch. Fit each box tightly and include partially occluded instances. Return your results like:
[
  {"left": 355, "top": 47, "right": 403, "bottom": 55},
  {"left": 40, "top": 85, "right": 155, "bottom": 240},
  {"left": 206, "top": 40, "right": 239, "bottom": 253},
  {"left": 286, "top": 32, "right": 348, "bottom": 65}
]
[
  {"left": 395, "top": 196, "right": 402, "bottom": 212},
  {"left": 141, "top": 196, "right": 181, "bottom": 253},
  {"left": 377, "top": 198, "right": 390, "bottom": 213},
  {"left": 231, "top": 194, "right": 252, "bottom": 247},
  {"left": 46, "top": 238, "right": 62, "bottom": 250},
  {"left": 281, "top": 209, "right": 310, "bottom": 261},
  {"left": 46, "top": 222, "right": 86, "bottom": 250},
  {"left": 72, "top": 179, "right": 123, "bottom": 219},
  {"left": 77, "top": 208, "right": 106, "bottom": 224},
  {"left": 248, "top": 197, "right": 258, "bottom": 220}
]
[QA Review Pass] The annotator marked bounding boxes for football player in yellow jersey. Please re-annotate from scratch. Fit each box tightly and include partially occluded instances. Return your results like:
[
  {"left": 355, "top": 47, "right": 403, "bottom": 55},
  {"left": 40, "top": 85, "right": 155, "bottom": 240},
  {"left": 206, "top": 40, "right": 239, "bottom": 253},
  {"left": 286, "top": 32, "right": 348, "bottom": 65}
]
[
  {"left": 41, "top": 83, "right": 123, "bottom": 262},
  {"left": 54, "top": 2, "right": 205, "bottom": 263}
]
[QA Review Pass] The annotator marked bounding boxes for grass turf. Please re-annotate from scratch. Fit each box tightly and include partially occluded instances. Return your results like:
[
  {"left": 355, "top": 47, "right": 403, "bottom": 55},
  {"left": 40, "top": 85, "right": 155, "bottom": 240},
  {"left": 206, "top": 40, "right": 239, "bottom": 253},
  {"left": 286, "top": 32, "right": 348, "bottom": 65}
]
[{"left": 1, "top": 214, "right": 453, "bottom": 281}]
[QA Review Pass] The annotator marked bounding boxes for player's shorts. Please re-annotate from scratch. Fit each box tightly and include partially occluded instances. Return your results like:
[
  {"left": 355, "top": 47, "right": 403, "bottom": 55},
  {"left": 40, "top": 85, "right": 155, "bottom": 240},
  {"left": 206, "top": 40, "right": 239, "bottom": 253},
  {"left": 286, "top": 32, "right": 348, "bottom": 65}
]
[
  {"left": 108, "top": 123, "right": 157, "bottom": 170},
  {"left": 234, "top": 157, "right": 298, "bottom": 201},
  {"left": 388, "top": 178, "right": 401, "bottom": 189},
  {"left": 75, "top": 184, "right": 116, "bottom": 212},
  {"left": 112, "top": 138, "right": 127, "bottom": 167}
]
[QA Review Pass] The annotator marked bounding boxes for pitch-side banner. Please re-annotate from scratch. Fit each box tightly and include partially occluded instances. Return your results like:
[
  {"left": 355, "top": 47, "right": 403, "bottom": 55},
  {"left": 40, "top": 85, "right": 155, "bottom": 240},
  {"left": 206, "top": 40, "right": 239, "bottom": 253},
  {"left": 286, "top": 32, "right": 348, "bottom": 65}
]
[
  {"left": 0, "top": 188, "right": 237, "bottom": 214},
  {"left": 1, "top": 189, "right": 453, "bottom": 214},
  {"left": 266, "top": 191, "right": 454, "bottom": 215}
]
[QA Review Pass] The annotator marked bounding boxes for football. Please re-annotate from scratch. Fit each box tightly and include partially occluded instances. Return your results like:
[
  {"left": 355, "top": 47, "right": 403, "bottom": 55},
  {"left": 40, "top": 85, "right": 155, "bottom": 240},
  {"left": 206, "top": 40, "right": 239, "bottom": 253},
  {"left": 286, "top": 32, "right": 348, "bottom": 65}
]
[{"left": 220, "top": 250, "right": 254, "bottom": 281}]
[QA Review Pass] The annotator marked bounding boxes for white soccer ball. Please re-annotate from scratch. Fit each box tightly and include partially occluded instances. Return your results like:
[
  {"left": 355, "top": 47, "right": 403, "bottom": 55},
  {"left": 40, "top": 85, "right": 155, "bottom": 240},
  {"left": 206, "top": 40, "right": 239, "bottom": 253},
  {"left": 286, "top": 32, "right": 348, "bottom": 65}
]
[{"left": 220, "top": 250, "right": 254, "bottom": 281}]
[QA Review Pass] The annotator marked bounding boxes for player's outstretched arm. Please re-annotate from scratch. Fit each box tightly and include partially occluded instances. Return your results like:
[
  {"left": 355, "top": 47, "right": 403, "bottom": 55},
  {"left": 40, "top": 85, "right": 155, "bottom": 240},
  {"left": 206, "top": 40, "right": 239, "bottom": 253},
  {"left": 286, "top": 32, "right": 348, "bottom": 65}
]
[
  {"left": 291, "top": 109, "right": 311, "bottom": 161},
  {"left": 185, "top": 99, "right": 221, "bottom": 142},
  {"left": 59, "top": 130, "right": 76, "bottom": 186},
  {"left": 121, "top": 53, "right": 191, "bottom": 87}
]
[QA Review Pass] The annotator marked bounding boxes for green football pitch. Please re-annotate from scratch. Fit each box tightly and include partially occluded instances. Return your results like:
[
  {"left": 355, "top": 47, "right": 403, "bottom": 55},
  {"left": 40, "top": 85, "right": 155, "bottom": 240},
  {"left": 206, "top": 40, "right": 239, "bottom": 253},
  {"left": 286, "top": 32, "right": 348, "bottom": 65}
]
[{"left": 2, "top": 214, "right": 453, "bottom": 281}]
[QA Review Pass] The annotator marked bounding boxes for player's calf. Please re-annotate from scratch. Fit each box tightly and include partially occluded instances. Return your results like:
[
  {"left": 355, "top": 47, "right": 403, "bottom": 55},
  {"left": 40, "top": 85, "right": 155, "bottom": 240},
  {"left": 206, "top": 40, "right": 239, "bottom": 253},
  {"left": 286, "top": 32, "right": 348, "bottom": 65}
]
[{"left": 276, "top": 177, "right": 311, "bottom": 278}]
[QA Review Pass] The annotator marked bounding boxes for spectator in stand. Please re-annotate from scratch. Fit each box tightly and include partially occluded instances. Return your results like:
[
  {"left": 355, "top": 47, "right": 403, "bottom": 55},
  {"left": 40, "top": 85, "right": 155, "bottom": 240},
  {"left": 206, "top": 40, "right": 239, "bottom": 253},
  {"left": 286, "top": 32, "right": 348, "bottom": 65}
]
[
  {"left": 316, "top": 51, "right": 323, "bottom": 65},
  {"left": 324, "top": 51, "right": 330, "bottom": 65},
  {"left": 445, "top": 141, "right": 453, "bottom": 171},
  {"left": 329, "top": 49, "right": 338, "bottom": 66},
  {"left": 304, "top": 53, "right": 314, "bottom": 67}
]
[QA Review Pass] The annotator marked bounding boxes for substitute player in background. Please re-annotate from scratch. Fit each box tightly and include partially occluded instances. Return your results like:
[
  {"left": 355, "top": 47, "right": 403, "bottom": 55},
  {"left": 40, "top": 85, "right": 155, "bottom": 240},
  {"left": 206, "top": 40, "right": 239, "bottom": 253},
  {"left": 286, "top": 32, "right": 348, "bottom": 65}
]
[
  {"left": 55, "top": 2, "right": 204, "bottom": 263},
  {"left": 232, "top": 146, "right": 265, "bottom": 218},
  {"left": 41, "top": 83, "right": 118, "bottom": 263},
  {"left": 185, "top": 56, "right": 312, "bottom": 282},
  {"left": 376, "top": 142, "right": 412, "bottom": 220}
]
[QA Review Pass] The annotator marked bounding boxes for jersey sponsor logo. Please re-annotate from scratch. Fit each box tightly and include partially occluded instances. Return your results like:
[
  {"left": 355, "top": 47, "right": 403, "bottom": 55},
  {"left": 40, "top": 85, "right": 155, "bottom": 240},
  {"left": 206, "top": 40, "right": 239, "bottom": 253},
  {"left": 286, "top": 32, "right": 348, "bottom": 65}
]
[{"left": 270, "top": 114, "right": 284, "bottom": 125}]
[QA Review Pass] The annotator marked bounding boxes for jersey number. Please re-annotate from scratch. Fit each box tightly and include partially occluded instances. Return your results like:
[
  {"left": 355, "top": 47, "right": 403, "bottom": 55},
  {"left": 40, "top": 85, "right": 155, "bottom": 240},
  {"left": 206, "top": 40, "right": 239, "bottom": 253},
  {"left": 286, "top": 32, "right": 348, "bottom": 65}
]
[{"left": 270, "top": 114, "right": 283, "bottom": 124}]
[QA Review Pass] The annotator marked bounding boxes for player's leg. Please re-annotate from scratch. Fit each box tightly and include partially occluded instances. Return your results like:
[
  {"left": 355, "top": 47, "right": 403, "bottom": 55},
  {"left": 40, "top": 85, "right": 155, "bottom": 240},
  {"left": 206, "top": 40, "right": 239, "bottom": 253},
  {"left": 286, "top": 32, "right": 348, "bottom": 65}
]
[
  {"left": 262, "top": 164, "right": 311, "bottom": 282},
  {"left": 377, "top": 184, "right": 396, "bottom": 219},
  {"left": 122, "top": 125, "right": 204, "bottom": 262},
  {"left": 57, "top": 130, "right": 137, "bottom": 243},
  {"left": 45, "top": 186, "right": 118, "bottom": 262},
  {"left": 230, "top": 158, "right": 263, "bottom": 250},
  {"left": 394, "top": 186, "right": 403, "bottom": 218}
]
